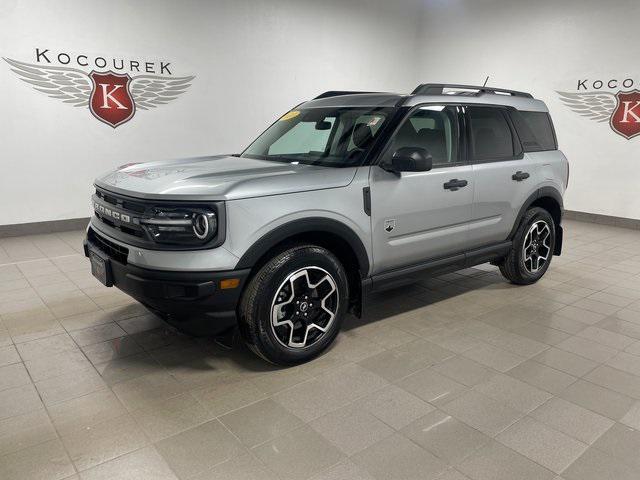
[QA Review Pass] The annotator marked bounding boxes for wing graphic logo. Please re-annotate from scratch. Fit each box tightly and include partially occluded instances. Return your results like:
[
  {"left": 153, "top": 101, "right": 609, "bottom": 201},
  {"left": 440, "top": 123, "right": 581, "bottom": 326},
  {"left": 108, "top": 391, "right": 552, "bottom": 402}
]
[
  {"left": 557, "top": 89, "right": 640, "bottom": 140},
  {"left": 4, "top": 57, "right": 195, "bottom": 128}
]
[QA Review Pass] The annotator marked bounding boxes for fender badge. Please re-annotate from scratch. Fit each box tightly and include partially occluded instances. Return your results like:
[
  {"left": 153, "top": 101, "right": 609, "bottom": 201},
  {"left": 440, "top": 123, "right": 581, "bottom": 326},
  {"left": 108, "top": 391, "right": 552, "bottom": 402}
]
[{"left": 384, "top": 219, "right": 396, "bottom": 233}]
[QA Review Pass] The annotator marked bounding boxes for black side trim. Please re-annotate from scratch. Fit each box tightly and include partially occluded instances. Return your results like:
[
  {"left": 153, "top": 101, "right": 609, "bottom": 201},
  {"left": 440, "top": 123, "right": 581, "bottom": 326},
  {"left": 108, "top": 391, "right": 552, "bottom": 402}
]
[
  {"left": 465, "top": 241, "right": 512, "bottom": 266},
  {"left": 366, "top": 241, "right": 511, "bottom": 294},
  {"left": 236, "top": 218, "right": 370, "bottom": 277},
  {"left": 362, "top": 187, "right": 371, "bottom": 216}
]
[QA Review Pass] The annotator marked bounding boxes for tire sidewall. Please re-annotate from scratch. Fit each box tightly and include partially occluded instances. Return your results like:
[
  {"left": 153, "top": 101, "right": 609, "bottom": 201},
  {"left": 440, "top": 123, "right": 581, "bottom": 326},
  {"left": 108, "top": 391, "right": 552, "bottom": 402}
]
[
  {"left": 516, "top": 208, "right": 555, "bottom": 282},
  {"left": 250, "top": 246, "right": 349, "bottom": 364}
]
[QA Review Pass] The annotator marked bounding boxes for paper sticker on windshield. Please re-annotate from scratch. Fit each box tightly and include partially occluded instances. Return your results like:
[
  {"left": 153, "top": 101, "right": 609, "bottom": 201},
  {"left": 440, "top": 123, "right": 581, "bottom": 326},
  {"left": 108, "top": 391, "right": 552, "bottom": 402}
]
[
  {"left": 279, "top": 110, "right": 300, "bottom": 121},
  {"left": 367, "top": 116, "right": 382, "bottom": 126}
]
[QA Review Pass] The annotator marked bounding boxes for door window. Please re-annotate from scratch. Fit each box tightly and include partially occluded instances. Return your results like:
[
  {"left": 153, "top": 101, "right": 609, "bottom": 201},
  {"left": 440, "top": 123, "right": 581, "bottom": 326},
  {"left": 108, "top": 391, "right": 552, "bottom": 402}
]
[
  {"left": 387, "top": 106, "right": 459, "bottom": 167},
  {"left": 468, "top": 107, "right": 516, "bottom": 161}
]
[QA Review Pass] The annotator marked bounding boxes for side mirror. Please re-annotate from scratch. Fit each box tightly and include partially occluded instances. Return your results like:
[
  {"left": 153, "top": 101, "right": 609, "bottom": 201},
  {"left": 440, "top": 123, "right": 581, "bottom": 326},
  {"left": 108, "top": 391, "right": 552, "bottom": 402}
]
[{"left": 390, "top": 147, "right": 433, "bottom": 172}]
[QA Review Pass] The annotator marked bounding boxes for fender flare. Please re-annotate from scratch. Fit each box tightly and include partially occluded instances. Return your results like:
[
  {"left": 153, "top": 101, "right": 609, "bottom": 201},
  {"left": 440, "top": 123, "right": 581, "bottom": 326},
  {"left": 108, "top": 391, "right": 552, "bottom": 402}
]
[
  {"left": 509, "top": 186, "right": 564, "bottom": 252},
  {"left": 235, "top": 217, "right": 371, "bottom": 277}
]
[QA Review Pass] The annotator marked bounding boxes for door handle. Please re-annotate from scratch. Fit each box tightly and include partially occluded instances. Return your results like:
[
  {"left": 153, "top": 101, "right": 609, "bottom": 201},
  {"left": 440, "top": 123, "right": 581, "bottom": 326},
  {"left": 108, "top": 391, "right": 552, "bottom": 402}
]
[
  {"left": 443, "top": 179, "right": 468, "bottom": 191},
  {"left": 512, "top": 171, "right": 530, "bottom": 181}
]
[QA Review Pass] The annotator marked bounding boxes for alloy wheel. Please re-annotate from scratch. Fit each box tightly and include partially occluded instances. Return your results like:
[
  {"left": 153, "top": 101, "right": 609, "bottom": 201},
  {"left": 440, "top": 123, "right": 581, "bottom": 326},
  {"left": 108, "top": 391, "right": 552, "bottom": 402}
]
[
  {"left": 522, "top": 220, "right": 551, "bottom": 274},
  {"left": 270, "top": 266, "right": 339, "bottom": 348}
]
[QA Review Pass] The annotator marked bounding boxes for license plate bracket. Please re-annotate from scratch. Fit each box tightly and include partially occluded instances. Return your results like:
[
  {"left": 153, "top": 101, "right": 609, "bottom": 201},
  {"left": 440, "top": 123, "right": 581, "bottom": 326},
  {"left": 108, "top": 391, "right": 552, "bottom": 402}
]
[{"left": 88, "top": 246, "right": 113, "bottom": 287}]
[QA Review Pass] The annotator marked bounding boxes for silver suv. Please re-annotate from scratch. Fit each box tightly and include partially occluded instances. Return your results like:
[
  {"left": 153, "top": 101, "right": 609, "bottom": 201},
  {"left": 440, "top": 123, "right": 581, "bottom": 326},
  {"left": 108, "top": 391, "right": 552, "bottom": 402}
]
[{"left": 85, "top": 83, "right": 569, "bottom": 365}]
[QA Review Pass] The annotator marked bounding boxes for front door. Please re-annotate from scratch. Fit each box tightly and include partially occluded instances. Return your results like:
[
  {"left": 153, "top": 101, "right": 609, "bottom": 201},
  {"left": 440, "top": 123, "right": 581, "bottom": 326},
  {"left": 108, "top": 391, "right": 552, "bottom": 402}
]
[{"left": 369, "top": 105, "right": 474, "bottom": 274}]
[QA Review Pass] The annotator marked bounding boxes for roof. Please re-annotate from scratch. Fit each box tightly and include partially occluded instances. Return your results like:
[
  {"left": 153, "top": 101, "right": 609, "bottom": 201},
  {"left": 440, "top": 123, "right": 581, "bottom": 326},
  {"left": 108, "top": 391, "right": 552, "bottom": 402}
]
[
  {"left": 304, "top": 93, "right": 404, "bottom": 108},
  {"left": 302, "top": 84, "right": 549, "bottom": 112}
]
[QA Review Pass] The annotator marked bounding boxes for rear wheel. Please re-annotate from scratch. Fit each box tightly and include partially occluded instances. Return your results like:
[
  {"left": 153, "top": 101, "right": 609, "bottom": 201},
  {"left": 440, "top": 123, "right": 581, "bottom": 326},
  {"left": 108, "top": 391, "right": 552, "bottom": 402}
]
[
  {"left": 500, "top": 207, "right": 555, "bottom": 285},
  {"left": 239, "top": 245, "right": 348, "bottom": 365}
]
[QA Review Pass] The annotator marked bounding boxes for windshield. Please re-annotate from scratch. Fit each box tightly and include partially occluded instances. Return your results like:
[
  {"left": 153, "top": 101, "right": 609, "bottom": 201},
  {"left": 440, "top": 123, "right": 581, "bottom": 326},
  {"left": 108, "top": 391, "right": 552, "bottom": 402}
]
[{"left": 241, "top": 106, "right": 394, "bottom": 167}]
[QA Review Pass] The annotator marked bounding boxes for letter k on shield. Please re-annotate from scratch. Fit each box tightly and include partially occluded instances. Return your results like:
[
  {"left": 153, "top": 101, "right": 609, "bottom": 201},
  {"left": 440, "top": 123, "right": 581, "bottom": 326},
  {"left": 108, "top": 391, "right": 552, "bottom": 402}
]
[
  {"left": 89, "top": 71, "right": 135, "bottom": 128},
  {"left": 610, "top": 90, "right": 640, "bottom": 139}
]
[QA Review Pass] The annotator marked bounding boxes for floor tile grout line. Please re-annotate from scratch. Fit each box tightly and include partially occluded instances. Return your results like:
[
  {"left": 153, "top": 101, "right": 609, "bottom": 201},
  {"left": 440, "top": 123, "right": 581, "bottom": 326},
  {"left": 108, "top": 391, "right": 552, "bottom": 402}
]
[
  {"left": 489, "top": 412, "right": 590, "bottom": 476},
  {"left": 37, "top": 312, "right": 199, "bottom": 476},
  {"left": 213, "top": 416, "right": 286, "bottom": 480},
  {"left": 583, "top": 425, "right": 640, "bottom": 472},
  {"left": 16, "top": 259, "right": 105, "bottom": 330},
  {"left": 7, "top": 333, "right": 80, "bottom": 476},
  {"left": 3, "top": 223, "right": 640, "bottom": 477},
  {"left": 522, "top": 396, "right": 613, "bottom": 446},
  {"left": 392, "top": 368, "right": 627, "bottom": 478},
  {"left": 0, "top": 252, "right": 84, "bottom": 269},
  {"left": 27, "top": 287, "right": 141, "bottom": 458}
]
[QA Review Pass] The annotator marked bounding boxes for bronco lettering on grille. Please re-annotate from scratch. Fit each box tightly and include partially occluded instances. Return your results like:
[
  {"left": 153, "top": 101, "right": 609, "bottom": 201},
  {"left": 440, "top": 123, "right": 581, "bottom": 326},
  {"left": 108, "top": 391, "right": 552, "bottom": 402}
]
[{"left": 94, "top": 201, "right": 131, "bottom": 223}]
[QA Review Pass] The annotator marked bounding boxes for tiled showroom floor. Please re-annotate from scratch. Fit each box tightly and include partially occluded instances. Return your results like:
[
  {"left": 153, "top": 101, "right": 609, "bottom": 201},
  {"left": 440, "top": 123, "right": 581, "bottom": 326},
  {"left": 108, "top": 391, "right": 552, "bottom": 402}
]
[{"left": 2, "top": 220, "right": 640, "bottom": 479}]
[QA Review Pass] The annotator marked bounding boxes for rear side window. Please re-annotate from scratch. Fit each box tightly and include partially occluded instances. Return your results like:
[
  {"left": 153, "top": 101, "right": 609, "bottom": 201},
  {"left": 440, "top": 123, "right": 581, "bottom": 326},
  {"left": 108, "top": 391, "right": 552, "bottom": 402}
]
[
  {"left": 468, "top": 107, "right": 515, "bottom": 161},
  {"left": 510, "top": 110, "right": 557, "bottom": 152}
]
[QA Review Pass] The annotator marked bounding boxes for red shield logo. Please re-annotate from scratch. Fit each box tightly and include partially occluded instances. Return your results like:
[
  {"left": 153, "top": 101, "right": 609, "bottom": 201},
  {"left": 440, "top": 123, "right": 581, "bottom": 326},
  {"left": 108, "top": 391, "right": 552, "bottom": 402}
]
[
  {"left": 89, "top": 71, "right": 135, "bottom": 128},
  {"left": 610, "top": 90, "right": 640, "bottom": 139}
]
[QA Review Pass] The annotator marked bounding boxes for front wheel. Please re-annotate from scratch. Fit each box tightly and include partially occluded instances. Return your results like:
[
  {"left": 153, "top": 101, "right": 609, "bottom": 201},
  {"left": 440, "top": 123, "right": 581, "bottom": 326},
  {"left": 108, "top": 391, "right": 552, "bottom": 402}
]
[
  {"left": 500, "top": 207, "right": 555, "bottom": 285},
  {"left": 239, "top": 245, "right": 349, "bottom": 365}
]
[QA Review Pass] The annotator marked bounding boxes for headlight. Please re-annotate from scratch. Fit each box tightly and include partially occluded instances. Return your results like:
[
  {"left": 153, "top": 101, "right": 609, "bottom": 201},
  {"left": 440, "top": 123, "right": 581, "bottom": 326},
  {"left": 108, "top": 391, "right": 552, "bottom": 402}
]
[
  {"left": 139, "top": 208, "right": 217, "bottom": 245},
  {"left": 193, "top": 213, "right": 212, "bottom": 239}
]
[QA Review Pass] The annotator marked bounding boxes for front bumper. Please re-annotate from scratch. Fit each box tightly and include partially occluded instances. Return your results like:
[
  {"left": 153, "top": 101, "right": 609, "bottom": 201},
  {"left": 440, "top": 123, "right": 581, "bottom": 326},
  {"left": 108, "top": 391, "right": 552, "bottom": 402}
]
[{"left": 84, "top": 228, "right": 250, "bottom": 335}]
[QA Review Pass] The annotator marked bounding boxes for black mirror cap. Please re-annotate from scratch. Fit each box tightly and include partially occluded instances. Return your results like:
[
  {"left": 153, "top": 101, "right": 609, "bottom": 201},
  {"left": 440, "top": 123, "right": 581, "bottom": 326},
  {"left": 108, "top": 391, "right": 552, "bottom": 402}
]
[{"left": 391, "top": 147, "right": 433, "bottom": 172}]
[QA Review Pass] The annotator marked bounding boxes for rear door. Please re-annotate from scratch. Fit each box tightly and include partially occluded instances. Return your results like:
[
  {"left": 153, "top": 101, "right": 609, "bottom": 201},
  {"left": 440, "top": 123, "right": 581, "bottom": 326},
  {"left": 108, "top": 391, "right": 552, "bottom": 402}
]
[
  {"left": 369, "top": 105, "right": 474, "bottom": 274},
  {"left": 466, "top": 105, "right": 539, "bottom": 247}
]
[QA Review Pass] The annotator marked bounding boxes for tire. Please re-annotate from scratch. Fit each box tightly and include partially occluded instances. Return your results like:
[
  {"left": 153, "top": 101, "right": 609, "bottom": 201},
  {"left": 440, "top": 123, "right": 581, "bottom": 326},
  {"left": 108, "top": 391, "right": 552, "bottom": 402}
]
[
  {"left": 499, "top": 207, "right": 555, "bottom": 285},
  {"left": 238, "top": 245, "right": 349, "bottom": 365}
]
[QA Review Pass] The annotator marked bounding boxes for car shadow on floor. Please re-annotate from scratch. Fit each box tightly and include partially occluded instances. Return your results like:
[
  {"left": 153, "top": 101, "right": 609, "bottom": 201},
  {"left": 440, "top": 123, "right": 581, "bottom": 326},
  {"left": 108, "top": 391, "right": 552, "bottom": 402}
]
[
  {"left": 343, "top": 268, "right": 515, "bottom": 332},
  {"left": 97, "top": 266, "right": 520, "bottom": 379}
]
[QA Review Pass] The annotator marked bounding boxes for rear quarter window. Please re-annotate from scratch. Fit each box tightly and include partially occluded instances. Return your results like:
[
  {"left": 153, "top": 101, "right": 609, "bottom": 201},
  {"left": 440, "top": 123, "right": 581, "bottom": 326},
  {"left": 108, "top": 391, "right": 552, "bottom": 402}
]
[{"left": 510, "top": 110, "right": 557, "bottom": 152}]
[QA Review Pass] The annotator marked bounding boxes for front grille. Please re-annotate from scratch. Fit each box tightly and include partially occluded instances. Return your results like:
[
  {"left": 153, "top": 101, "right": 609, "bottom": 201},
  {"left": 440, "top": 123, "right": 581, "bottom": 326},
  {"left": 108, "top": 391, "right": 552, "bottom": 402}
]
[
  {"left": 93, "top": 188, "right": 146, "bottom": 238},
  {"left": 95, "top": 213, "right": 144, "bottom": 238},
  {"left": 88, "top": 228, "right": 129, "bottom": 264},
  {"left": 95, "top": 189, "right": 146, "bottom": 213},
  {"left": 92, "top": 185, "right": 225, "bottom": 251}
]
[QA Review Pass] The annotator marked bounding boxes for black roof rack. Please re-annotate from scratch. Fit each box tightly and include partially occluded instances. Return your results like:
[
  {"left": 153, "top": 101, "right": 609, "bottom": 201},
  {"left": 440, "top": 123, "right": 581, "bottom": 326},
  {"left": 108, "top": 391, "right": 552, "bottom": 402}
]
[
  {"left": 313, "top": 91, "right": 378, "bottom": 99},
  {"left": 411, "top": 83, "right": 533, "bottom": 99}
]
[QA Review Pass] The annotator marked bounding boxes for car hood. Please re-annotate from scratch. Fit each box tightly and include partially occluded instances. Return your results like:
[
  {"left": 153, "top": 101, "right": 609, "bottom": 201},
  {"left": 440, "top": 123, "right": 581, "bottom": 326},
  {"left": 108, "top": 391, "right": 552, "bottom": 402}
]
[{"left": 95, "top": 155, "right": 358, "bottom": 201}]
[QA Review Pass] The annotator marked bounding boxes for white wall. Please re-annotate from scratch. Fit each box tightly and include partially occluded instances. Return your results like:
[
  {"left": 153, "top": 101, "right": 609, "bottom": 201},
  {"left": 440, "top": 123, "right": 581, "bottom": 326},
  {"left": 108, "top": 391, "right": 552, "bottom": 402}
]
[
  {"left": 0, "top": 0, "right": 422, "bottom": 225},
  {"left": 2, "top": 0, "right": 638, "bottom": 226},
  {"left": 416, "top": 0, "right": 640, "bottom": 220}
]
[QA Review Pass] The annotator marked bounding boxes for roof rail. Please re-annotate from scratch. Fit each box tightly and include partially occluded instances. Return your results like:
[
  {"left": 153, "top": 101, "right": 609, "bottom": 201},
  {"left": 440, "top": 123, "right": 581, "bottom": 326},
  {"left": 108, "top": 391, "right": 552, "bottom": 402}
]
[
  {"left": 412, "top": 83, "right": 533, "bottom": 99},
  {"left": 313, "top": 91, "right": 377, "bottom": 99}
]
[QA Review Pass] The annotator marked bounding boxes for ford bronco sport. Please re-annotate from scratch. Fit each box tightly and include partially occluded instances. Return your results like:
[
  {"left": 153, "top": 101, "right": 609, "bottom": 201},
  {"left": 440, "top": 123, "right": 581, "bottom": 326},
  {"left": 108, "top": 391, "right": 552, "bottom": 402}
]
[{"left": 85, "top": 83, "right": 568, "bottom": 365}]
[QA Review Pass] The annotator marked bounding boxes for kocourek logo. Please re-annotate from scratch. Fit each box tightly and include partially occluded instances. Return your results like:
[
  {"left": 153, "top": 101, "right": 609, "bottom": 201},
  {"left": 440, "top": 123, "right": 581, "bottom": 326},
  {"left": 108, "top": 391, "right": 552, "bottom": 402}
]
[
  {"left": 557, "top": 79, "right": 640, "bottom": 140},
  {"left": 4, "top": 48, "right": 195, "bottom": 128}
]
